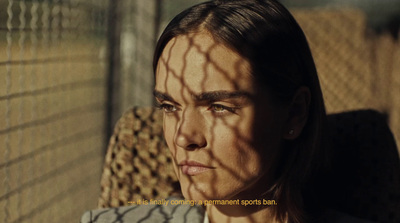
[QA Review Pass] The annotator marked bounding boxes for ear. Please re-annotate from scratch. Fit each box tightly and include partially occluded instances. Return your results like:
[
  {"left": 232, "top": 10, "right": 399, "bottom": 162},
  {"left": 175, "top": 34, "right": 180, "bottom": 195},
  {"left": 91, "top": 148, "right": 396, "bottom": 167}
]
[{"left": 283, "top": 86, "right": 311, "bottom": 140}]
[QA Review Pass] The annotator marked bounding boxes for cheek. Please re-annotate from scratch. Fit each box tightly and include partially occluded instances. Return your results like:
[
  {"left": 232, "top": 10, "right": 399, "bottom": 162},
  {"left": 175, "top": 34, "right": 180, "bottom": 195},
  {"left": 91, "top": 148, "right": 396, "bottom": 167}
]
[
  {"left": 163, "top": 115, "right": 178, "bottom": 155},
  {"left": 254, "top": 117, "right": 284, "bottom": 163},
  {"left": 211, "top": 119, "right": 264, "bottom": 176},
  {"left": 234, "top": 137, "right": 265, "bottom": 176},
  {"left": 225, "top": 115, "right": 280, "bottom": 178},
  {"left": 163, "top": 116, "right": 182, "bottom": 181}
]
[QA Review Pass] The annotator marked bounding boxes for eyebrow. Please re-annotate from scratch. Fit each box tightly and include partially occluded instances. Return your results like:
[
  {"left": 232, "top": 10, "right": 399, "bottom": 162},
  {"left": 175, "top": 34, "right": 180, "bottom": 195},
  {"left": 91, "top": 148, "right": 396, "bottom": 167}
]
[
  {"left": 153, "top": 90, "right": 175, "bottom": 102},
  {"left": 153, "top": 90, "right": 252, "bottom": 103}
]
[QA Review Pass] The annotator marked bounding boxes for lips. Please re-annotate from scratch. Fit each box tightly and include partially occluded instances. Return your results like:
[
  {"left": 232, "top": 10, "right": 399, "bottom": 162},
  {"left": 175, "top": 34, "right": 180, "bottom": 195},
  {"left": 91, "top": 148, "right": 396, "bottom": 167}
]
[{"left": 178, "top": 160, "right": 215, "bottom": 176}]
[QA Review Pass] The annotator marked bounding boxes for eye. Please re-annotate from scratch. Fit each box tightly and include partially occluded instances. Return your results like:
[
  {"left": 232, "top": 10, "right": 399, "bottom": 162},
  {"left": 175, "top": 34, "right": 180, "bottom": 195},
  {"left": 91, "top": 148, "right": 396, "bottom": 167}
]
[
  {"left": 211, "top": 104, "right": 226, "bottom": 112},
  {"left": 159, "top": 103, "right": 177, "bottom": 113},
  {"left": 210, "top": 104, "right": 236, "bottom": 114}
]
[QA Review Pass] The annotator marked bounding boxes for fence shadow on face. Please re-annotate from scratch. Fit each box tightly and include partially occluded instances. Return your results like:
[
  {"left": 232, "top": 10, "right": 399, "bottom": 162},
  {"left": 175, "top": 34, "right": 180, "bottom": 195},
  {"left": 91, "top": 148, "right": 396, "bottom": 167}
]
[{"left": 153, "top": 32, "right": 285, "bottom": 222}]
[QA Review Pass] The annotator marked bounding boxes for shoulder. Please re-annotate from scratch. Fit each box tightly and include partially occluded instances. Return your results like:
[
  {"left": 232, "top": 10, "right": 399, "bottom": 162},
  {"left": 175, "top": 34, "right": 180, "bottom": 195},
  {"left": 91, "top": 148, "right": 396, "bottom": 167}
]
[
  {"left": 315, "top": 209, "right": 376, "bottom": 223},
  {"left": 80, "top": 197, "right": 205, "bottom": 223}
]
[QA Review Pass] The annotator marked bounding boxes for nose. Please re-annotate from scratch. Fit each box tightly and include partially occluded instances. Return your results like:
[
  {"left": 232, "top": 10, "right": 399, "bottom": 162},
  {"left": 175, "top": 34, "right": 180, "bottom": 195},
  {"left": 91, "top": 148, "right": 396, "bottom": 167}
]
[{"left": 174, "top": 109, "right": 207, "bottom": 150}]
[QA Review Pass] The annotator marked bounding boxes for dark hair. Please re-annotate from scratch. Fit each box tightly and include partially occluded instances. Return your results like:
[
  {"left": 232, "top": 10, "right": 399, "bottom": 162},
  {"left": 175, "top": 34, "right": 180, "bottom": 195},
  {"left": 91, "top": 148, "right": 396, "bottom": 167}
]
[{"left": 153, "top": 0, "right": 327, "bottom": 222}]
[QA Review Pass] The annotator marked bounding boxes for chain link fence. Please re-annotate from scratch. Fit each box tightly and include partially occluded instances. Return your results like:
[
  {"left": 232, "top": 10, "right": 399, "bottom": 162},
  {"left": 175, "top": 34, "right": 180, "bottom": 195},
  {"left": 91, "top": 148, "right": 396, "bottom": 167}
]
[
  {"left": 0, "top": 0, "right": 399, "bottom": 223},
  {"left": 0, "top": 0, "right": 108, "bottom": 222}
]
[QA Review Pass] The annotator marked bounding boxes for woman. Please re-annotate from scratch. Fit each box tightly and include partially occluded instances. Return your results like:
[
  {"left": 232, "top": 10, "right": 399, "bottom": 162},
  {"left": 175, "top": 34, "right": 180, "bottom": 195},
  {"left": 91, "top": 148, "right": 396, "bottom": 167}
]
[
  {"left": 152, "top": 0, "right": 370, "bottom": 222},
  {"left": 81, "top": 0, "right": 374, "bottom": 222}
]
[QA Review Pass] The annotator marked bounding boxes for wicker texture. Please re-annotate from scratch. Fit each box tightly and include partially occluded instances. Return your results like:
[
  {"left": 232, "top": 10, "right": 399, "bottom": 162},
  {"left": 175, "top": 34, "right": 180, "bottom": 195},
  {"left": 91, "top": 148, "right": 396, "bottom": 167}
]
[
  {"left": 372, "top": 32, "right": 400, "bottom": 146},
  {"left": 293, "top": 8, "right": 400, "bottom": 147},
  {"left": 98, "top": 107, "right": 179, "bottom": 208},
  {"left": 293, "top": 9, "right": 373, "bottom": 113}
]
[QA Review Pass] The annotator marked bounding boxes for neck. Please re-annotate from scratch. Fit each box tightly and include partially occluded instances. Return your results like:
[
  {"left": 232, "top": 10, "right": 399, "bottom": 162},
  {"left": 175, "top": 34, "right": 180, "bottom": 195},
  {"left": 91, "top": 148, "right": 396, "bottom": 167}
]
[{"left": 206, "top": 203, "right": 285, "bottom": 223}]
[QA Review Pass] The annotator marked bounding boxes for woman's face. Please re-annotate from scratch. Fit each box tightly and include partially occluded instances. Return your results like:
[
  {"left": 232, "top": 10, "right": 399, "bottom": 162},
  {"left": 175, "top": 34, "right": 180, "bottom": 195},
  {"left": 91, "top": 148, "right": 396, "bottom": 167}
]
[{"left": 154, "top": 31, "right": 287, "bottom": 201}]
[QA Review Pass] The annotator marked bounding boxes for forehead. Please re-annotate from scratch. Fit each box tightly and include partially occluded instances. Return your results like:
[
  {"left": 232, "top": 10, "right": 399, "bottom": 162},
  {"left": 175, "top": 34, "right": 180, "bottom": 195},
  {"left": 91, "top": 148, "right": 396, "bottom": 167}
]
[{"left": 155, "top": 31, "right": 254, "bottom": 95}]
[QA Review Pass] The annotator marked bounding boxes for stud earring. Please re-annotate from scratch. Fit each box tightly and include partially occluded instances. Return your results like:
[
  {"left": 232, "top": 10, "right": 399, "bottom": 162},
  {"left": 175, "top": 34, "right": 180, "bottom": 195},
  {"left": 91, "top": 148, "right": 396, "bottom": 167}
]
[{"left": 288, "top": 129, "right": 294, "bottom": 135}]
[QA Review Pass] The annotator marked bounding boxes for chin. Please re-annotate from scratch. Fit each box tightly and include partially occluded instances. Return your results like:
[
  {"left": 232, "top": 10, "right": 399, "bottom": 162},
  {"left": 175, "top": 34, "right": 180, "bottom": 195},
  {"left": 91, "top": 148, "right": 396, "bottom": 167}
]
[
  {"left": 180, "top": 180, "right": 210, "bottom": 201},
  {"left": 179, "top": 179, "right": 241, "bottom": 202}
]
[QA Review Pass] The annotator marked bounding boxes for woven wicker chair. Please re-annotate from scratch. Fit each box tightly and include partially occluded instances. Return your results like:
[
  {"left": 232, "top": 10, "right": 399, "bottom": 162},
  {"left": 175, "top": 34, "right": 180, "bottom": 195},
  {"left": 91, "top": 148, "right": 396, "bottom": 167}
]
[
  {"left": 98, "top": 107, "right": 179, "bottom": 208},
  {"left": 97, "top": 107, "right": 400, "bottom": 223}
]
